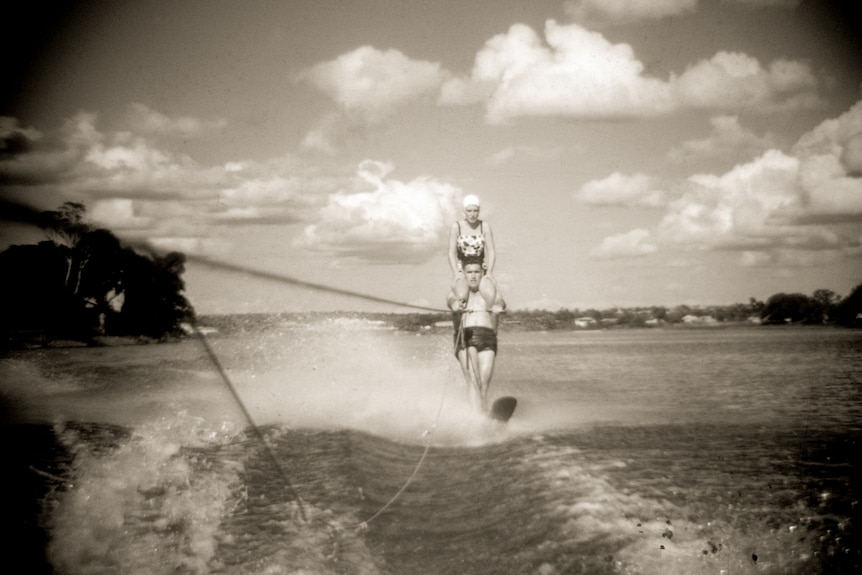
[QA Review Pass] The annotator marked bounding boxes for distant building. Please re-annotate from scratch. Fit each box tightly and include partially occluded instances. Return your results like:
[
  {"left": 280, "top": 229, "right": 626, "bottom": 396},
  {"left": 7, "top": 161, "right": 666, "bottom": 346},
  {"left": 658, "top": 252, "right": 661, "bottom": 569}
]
[
  {"left": 681, "top": 314, "right": 717, "bottom": 325},
  {"left": 574, "top": 317, "right": 597, "bottom": 328}
]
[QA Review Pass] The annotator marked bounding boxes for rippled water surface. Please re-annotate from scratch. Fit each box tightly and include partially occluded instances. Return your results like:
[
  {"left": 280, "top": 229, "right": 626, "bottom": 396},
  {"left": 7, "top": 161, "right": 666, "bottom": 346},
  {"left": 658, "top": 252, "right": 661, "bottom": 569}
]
[{"left": 2, "top": 324, "right": 860, "bottom": 574}]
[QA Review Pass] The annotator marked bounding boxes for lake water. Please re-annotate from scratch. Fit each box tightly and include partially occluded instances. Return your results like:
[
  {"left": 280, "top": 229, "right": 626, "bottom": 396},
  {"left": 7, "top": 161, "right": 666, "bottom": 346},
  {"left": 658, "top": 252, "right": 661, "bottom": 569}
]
[{"left": 2, "top": 322, "right": 860, "bottom": 574}]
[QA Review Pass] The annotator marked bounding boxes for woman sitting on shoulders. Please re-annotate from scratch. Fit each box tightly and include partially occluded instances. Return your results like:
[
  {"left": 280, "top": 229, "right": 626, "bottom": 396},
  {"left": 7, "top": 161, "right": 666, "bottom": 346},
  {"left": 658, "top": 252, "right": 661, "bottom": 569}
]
[{"left": 448, "top": 194, "right": 504, "bottom": 312}]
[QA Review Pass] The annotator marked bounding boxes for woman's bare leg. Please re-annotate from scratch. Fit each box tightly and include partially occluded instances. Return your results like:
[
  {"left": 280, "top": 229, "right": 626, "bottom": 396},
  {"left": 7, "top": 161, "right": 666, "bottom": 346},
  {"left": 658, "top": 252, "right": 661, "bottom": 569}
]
[{"left": 453, "top": 275, "right": 469, "bottom": 301}]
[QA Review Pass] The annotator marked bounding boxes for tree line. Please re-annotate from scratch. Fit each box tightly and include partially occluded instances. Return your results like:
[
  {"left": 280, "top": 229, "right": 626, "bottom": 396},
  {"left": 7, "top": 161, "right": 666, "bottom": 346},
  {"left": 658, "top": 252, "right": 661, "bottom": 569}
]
[
  {"left": 499, "top": 287, "right": 861, "bottom": 331},
  {"left": 385, "top": 288, "right": 862, "bottom": 332},
  {"left": 1, "top": 202, "right": 194, "bottom": 345},
  {"left": 2, "top": 202, "right": 858, "bottom": 345}
]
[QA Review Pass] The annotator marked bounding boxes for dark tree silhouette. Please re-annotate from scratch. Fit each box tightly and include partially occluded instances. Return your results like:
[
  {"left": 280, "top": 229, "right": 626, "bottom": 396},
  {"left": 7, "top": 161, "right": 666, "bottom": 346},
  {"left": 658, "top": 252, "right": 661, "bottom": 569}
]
[
  {"left": 111, "top": 249, "right": 194, "bottom": 338},
  {"left": 1, "top": 203, "right": 193, "bottom": 344},
  {"left": 833, "top": 283, "right": 862, "bottom": 327},
  {"left": 811, "top": 288, "right": 840, "bottom": 322},
  {"left": 760, "top": 293, "right": 819, "bottom": 324},
  {"left": 38, "top": 202, "right": 90, "bottom": 290}
]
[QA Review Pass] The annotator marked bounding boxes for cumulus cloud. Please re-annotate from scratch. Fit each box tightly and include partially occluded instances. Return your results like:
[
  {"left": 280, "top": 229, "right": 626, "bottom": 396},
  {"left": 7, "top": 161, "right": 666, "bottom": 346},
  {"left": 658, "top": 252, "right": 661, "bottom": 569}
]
[
  {"left": 593, "top": 100, "right": 862, "bottom": 263},
  {"left": 147, "top": 236, "right": 231, "bottom": 256},
  {"left": 782, "top": 99, "right": 862, "bottom": 225},
  {"left": 563, "top": 0, "right": 696, "bottom": 25},
  {"left": 841, "top": 133, "right": 862, "bottom": 176},
  {"left": 672, "top": 52, "right": 821, "bottom": 112},
  {"left": 296, "top": 160, "right": 460, "bottom": 263},
  {"left": 300, "top": 46, "right": 445, "bottom": 123},
  {"left": 0, "top": 112, "right": 99, "bottom": 186},
  {"left": 658, "top": 149, "right": 802, "bottom": 246},
  {"left": 576, "top": 172, "right": 666, "bottom": 207},
  {"left": 0, "top": 110, "right": 334, "bottom": 251},
  {"left": 564, "top": 0, "right": 801, "bottom": 26},
  {"left": 793, "top": 99, "right": 862, "bottom": 163},
  {"left": 126, "top": 103, "right": 226, "bottom": 137},
  {"left": 668, "top": 115, "right": 776, "bottom": 163},
  {"left": 301, "top": 112, "right": 346, "bottom": 155},
  {"left": 1, "top": 111, "right": 207, "bottom": 198},
  {"left": 740, "top": 246, "right": 842, "bottom": 269},
  {"left": 659, "top": 139, "right": 860, "bottom": 251},
  {"left": 440, "top": 21, "right": 675, "bottom": 122},
  {"left": 88, "top": 198, "right": 153, "bottom": 230},
  {"left": 0, "top": 117, "right": 42, "bottom": 155},
  {"left": 441, "top": 21, "right": 820, "bottom": 123},
  {"left": 590, "top": 228, "right": 658, "bottom": 259},
  {"left": 1, "top": 108, "right": 471, "bottom": 265}
]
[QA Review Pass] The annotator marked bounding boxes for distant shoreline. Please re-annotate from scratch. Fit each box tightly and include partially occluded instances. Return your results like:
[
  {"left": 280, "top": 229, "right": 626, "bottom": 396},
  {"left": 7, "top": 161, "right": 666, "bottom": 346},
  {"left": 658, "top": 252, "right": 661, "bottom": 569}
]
[
  {"left": 2, "top": 311, "right": 851, "bottom": 350},
  {"left": 193, "top": 311, "right": 847, "bottom": 336}
]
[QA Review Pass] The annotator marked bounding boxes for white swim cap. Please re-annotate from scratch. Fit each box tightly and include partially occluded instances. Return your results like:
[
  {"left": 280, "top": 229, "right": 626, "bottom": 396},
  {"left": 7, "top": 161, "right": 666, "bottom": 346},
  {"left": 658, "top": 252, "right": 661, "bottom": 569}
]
[{"left": 463, "top": 194, "right": 480, "bottom": 208}]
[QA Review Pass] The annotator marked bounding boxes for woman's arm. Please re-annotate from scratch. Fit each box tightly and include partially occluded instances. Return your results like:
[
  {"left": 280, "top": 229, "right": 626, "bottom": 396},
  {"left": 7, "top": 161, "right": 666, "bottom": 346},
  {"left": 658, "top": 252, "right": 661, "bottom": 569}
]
[
  {"left": 483, "top": 222, "right": 496, "bottom": 275},
  {"left": 448, "top": 222, "right": 461, "bottom": 275}
]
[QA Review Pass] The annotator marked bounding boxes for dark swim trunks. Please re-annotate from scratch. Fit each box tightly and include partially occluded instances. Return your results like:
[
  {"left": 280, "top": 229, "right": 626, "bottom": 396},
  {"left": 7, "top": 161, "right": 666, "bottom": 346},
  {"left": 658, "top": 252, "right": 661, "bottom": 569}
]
[{"left": 454, "top": 326, "right": 498, "bottom": 356}]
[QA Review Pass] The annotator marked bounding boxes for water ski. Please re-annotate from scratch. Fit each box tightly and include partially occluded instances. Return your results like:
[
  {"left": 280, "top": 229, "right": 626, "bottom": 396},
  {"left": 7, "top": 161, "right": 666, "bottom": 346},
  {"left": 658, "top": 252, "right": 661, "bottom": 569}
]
[{"left": 490, "top": 396, "right": 517, "bottom": 422}]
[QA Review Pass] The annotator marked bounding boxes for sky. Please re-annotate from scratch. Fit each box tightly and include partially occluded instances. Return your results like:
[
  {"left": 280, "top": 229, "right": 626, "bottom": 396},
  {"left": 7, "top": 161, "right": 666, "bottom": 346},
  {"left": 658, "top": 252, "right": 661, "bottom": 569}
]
[{"left": 1, "top": 0, "right": 860, "bottom": 314}]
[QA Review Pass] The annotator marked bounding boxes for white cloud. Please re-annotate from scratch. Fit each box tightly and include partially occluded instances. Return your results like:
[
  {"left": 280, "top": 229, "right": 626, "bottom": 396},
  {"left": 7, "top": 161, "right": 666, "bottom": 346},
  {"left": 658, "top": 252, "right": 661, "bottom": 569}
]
[
  {"left": 790, "top": 99, "right": 862, "bottom": 222},
  {"left": 564, "top": 0, "right": 802, "bottom": 26},
  {"left": 601, "top": 100, "right": 862, "bottom": 263},
  {"left": 89, "top": 198, "right": 152, "bottom": 230},
  {"left": 667, "top": 115, "right": 775, "bottom": 163},
  {"left": 659, "top": 149, "right": 801, "bottom": 246},
  {"left": 0, "top": 110, "right": 335, "bottom": 251},
  {"left": 441, "top": 22, "right": 820, "bottom": 123},
  {"left": 217, "top": 173, "right": 308, "bottom": 220},
  {"left": 356, "top": 159, "right": 395, "bottom": 183},
  {"left": 441, "top": 21, "right": 674, "bottom": 122},
  {"left": 0, "top": 117, "right": 42, "bottom": 150},
  {"left": 297, "top": 161, "right": 460, "bottom": 263},
  {"left": 590, "top": 99, "right": 862, "bottom": 265},
  {"left": 0, "top": 112, "right": 99, "bottom": 183},
  {"left": 672, "top": 53, "right": 821, "bottom": 112},
  {"left": 576, "top": 172, "right": 666, "bottom": 207},
  {"left": 301, "top": 112, "right": 345, "bottom": 155},
  {"left": 126, "top": 103, "right": 226, "bottom": 137},
  {"left": 3, "top": 109, "right": 477, "bottom": 266},
  {"left": 794, "top": 99, "right": 862, "bottom": 163},
  {"left": 147, "top": 236, "right": 230, "bottom": 256},
  {"left": 741, "top": 247, "right": 842, "bottom": 268},
  {"left": 841, "top": 133, "right": 862, "bottom": 176},
  {"left": 85, "top": 134, "right": 176, "bottom": 173},
  {"left": 301, "top": 46, "right": 445, "bottom": 123},
  {"left": 563, "top": 0, "right": 696, "bottom": 25},
  {"left": 590, "top": 228, "right": 657, "bottom": 259}
]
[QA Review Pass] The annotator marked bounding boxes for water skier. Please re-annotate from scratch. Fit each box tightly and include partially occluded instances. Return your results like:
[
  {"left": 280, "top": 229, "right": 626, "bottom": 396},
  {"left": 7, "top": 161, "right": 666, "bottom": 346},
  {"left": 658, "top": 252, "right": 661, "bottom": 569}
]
[{"left": 447, "top": 257, "right": 503, "bottom": 412}]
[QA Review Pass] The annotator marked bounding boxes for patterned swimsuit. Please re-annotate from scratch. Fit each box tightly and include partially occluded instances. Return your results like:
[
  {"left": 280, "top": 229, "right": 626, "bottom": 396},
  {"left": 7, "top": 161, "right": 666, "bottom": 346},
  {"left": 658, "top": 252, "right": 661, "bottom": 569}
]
[{"left": 456, "top": 220, "right": 485, "bottom": 269}]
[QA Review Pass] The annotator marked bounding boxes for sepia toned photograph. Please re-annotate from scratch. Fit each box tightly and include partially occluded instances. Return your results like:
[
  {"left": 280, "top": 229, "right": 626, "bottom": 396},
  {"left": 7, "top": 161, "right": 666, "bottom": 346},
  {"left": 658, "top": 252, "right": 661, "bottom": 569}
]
[{"left": 2, "top": 1, "right": 860, "bottom": 573}]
